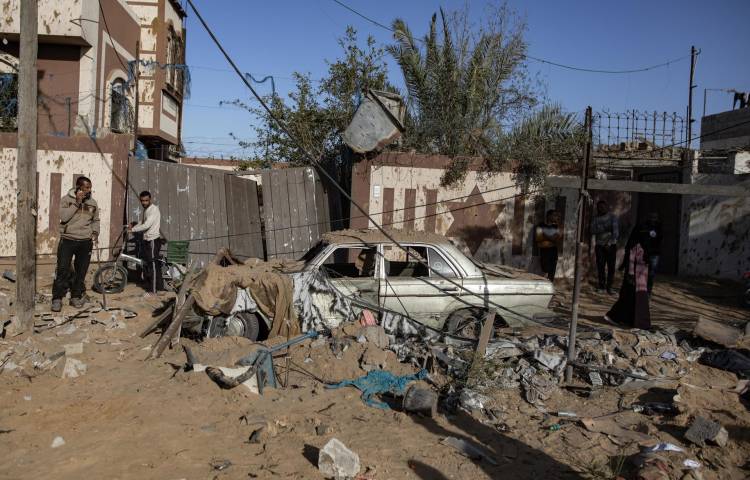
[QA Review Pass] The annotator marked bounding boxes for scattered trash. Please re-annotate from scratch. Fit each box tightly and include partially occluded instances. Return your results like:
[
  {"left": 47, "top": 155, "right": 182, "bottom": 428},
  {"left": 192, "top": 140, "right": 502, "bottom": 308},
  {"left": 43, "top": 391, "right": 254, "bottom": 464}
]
[
  {"left": 698, "top": 350, "right": 750, "bottom": 378},
  {"left": 318, "top": 438, "right": 361, "bottom": 480},
  {"left": 316, "top": 424, "right": 333, "bottom": 436},
  {"left": 210, "top": 459, "right": 232, "bottom": 471},
  {"left": 440, "top": 436, "right": 497, "bottom": 465},
  {"left": 556, "top": 411, "right": 577, "bottom": 418},
  {"left": 588, "top": 371, "right": 603, "bottom": 387},
  {"left": 580, "top": 417, "right": 652, "bottom": 444},
  {"left": 632, "top": 402, "right": 679, "bottom": 416},
  {"left": 533, "top": 349, "right": 565, "bottom": 371},
  {"left": 50, "top": 436, "right": 65, "bottom": 448},
  {"left": 247, "top": 425, "right": 268, "bottom": 444},
  {"left": 327, "top": 369, "right": 429, "bottom": 409},
  {"left": 683, "top": 459, "right": 702, "bottom": 469},
  {"left": 459, "top": 390, "right": 491, "bottom": 411},
  {"left": 23, "top": 395, "right": 31, "bottom": 401},
  {"left": 643, "top": 442, "right": 683, "bottom": 453},
  {"left": 685, "top": 416, "right": 729, "bottom": 447},
  {"left": 659, "top": 351, "right": 677, "bottom": 360},
  {"left": 402, "top": 383, "right": 437, "bottom": 417},
  {"left": 548, "top": 424, "right": 562, "bottom": 431}
]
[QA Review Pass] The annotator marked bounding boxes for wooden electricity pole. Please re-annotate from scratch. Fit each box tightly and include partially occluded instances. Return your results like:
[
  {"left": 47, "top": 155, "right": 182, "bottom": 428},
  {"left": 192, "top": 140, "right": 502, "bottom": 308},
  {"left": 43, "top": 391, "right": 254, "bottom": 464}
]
[
  {"left": 686, "top": 46, "right": 698, "bottom": 149},
  {"left": 14, "top": 0, "right": 38, "bottom": 333},
  {"left": 132, "top": 41, "right": 140, "bottom": 155},
  {"left": 565, "top": 106, "right": 593, "bottom": 383}
]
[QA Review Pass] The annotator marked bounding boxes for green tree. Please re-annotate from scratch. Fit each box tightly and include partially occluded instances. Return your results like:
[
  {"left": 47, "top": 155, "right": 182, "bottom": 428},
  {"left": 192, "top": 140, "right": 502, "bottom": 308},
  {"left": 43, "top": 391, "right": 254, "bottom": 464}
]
[{"left": 230, "top": 27, "right": 395, "bottom": 167}]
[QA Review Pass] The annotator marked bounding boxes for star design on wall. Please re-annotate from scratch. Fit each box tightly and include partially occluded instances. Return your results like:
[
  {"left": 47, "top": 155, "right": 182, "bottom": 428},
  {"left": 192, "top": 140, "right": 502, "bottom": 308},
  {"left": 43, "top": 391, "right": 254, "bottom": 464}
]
[{"left": 445, "top": 185, "right": 506, "bottom": 254}]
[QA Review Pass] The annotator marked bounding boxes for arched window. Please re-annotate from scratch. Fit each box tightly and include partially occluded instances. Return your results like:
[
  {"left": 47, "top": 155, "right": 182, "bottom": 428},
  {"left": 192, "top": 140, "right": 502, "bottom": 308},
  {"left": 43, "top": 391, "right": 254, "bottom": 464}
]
[{"left": 110, "top": 78, "right": 130, "bottom": 133}]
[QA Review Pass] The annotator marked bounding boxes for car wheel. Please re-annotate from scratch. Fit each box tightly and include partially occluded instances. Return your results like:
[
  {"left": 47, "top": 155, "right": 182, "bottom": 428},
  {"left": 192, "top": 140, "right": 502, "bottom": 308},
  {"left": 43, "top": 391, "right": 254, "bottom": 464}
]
[
  {"left": 444, "top": 308, "right": 486, "bottom": 339},
  {"left": 207, "top": 311, "right": 261, "bottom": 341}
]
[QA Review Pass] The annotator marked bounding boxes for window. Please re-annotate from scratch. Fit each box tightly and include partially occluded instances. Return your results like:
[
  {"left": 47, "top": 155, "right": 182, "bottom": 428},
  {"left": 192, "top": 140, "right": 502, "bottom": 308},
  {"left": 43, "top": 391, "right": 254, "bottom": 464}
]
[
  {"left": 165, "top": 26, "right": 185, "bottom": 94},
  {"left": 0, "top": 73, "right": 18, "bottom": 132},
  {"left": 110, "top": 79, "right": 130, "bottom": 133},
  {"left": 383, "top": 245, "right": 457, "bottom": 278},
  {"left": 321, "top": 247, "right": 378, "bottom": 279}
]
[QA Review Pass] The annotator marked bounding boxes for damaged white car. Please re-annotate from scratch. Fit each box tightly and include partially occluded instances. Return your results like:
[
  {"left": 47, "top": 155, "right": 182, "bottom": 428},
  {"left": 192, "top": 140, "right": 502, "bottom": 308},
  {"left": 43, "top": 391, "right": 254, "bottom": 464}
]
[
  {"left": 298, "top": 229, "right": 556, "bottom": 336},
  {"left": 184, "top": 229, "right": 556, "bottom": 341}
]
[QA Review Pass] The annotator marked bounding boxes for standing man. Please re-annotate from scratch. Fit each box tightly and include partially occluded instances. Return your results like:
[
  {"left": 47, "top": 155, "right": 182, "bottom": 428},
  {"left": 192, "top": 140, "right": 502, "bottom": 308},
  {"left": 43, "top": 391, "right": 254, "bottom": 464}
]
[
  {"left": 535, "top": 209, "right": 562, "bottom": 282},
  {"left": 639, "top": 212, "right": 662, "bottom": 295},
  {"left": 591, "top": 200, "right": 619, "bottom": 294},
  {"left": 129, "top": 191, "right": 163, "bottom": 294},
  {"left": 51, "top": 176, "right": 99, "bottom": 312}
]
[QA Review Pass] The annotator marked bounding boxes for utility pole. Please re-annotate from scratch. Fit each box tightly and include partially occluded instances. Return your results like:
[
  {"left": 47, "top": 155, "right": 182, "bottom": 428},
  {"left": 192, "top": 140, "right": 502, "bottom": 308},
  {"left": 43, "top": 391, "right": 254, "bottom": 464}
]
[
  {"left": 15, "top": 0, "right": 38, "bottom": 333},
  {"left": 565, "top": 106, "right": 593, "bottom": 384},
  {"left": 686, "top": 46, "right": 698, "bottom": 149}
]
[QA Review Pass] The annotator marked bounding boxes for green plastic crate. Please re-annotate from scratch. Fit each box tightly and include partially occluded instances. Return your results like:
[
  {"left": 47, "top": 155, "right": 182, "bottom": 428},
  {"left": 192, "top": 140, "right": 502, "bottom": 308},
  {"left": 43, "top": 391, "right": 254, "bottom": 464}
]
[{"left": 166, "top": 240, "right": 189, "bottom": 265}]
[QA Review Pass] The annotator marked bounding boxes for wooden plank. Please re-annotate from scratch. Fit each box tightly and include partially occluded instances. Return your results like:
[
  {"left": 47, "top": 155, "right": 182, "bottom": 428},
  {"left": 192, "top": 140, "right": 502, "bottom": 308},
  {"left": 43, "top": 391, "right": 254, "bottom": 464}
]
[
  {"left": 271, "top": 170, "right": 292, "bottom": 259},
  {"left": 224, "top": 175, "right": 239, "bottom": 256},
  {"left": 48, "top": 172, "right": 62, "bottom": 237},
  {"left": 314, "top": 169, "right": 331, "bottom": 234},
  {"left": 302, "top": 167, "right": 320, "bottom": 245},
  {"left": 176, "top": 162, "right": 189, "bottom": 243},
  {"left": 292, "top": 168, "right": 310, "bottom": 256},
  {"left": 511, "top": 195, "right": 525, "bottom": 255},
  {"left": 382, "top": 187, "right": 395, "bottom": 228},
  {"left": 404, "top": 188, "right": 416, "bottom": 230},
  {"left": 246, "top": 179, "right": 263, "bottom": 259},
  {"left": 204, "top": 172, "right": 217, "bottom": 257},
  {"left": 424, "top": 188, "right": 437, "bottom": 233},
  {"left": 287, "top": 168, "right": 303, "bottom": 258},
  {"left": 261, "top": 170, "right": 276, "bottom": 259},
  {"left": 547, "top": 176, "right": 750, "bottom": 197},
  {"left": 164, "top": 163, "right": 179, "bottom": 242},
  {"left": 472, "top": 311, "right": 496, "bottom": 368},
  {"left": 194, "top": 170, "right": 207, "bottom": 266},
  {"left": 214, "top": 172, "right": 228, "bottom": 253},
  {"left": 186, "top": 167, "right": 199, "bottom": 267},
  {"left": 693, "top": 316, "right": 744, "bottom": 348}
]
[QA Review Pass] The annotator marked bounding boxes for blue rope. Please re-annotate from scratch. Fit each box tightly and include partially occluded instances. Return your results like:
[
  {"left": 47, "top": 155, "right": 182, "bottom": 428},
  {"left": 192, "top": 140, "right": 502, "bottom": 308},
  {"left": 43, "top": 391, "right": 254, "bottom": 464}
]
[{"left": 327, "top": 369, "right": 428, "bottom": 409}]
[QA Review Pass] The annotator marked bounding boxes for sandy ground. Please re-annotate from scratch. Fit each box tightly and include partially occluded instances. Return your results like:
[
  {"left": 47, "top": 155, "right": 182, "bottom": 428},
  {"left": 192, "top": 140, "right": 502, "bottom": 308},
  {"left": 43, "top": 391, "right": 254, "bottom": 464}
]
[{"left": 0, "top": 265, "right": 748, "bottom": 479}]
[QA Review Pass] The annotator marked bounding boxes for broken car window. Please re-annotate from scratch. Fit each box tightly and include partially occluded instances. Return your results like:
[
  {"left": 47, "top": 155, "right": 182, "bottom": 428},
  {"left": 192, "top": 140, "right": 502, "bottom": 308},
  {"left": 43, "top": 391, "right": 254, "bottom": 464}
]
[
  {"left": 382, "top": 245, "right": 456, "bottom": 278},
  {"left": 321, "top": 247, "right": 378, "bottom": 278}
]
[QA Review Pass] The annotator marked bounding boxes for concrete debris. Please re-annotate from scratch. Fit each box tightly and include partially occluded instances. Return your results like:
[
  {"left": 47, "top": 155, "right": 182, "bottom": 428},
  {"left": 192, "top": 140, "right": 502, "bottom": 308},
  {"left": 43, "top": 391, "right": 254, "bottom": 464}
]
[
  {"left": 50, "top": 436, "right": 65, "bottom": 448},
  {"left": 485, "top": 341, "right": 523, "bottom": 359},
  {"left": 63, "top": 343, "right": 83, "bottom": 356},
  {"left": 356, "top": 325, "right": 389, "bottom": 350},
  {"left": 56, "top": 358, "right": 87, "bottom": 379},
  {"left": 318, "top": 438, "right": 360, "bottom": 480},
  {"left": 360, "top": 346, "right": 388, "bottom": 372},
  {"left": 693, "top": 316, "right": 744, "bottom": 348},
  {"left": 588, "top": 371, "right": 603, "bottom": 387},
  {"left": 533, "top": 349, "right": 566, "bottom": 371},
  {"left": 2, "top": 270, "right": 16, "bottom": 282},
  {"left": 684, "top": 416, "right": 729, "bottom": 447}
]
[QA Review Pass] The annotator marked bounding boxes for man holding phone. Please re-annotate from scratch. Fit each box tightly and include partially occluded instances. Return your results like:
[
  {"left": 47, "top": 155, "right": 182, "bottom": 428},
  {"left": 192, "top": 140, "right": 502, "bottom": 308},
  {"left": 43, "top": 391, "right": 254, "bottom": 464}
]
[{"left": 51, "top": 176, "right": 99, "bottom": 312}]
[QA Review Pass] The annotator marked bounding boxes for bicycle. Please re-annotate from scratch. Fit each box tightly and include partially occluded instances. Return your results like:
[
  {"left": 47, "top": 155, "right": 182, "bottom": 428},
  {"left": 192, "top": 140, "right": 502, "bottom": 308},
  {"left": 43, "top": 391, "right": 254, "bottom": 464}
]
[{"left": 93, "top": 226, "right": 189, "bottom": 294}]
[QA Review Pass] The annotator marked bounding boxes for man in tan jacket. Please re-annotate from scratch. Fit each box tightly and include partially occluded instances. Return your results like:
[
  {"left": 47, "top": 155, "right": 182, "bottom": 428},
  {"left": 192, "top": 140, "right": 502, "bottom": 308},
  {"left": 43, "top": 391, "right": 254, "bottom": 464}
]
[{"left": 51, "top": 176, "right": 99, "bottom": 312}]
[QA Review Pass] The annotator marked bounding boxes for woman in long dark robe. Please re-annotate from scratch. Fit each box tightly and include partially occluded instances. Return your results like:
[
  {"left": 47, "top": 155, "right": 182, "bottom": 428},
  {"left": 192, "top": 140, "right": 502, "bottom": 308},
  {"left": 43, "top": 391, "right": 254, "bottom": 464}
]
[{"left": 604, "top": 228, "right": 651, "bottom": 329}]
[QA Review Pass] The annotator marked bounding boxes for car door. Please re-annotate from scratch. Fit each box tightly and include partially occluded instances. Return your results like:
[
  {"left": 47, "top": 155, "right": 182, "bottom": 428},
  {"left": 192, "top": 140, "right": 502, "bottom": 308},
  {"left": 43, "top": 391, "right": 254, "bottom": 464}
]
[
  {"left": 378, "top": 243, "right": 462, "bottom": 329},
  {"left": 311, "top": 245, "right": 380, "bottom": 327}
]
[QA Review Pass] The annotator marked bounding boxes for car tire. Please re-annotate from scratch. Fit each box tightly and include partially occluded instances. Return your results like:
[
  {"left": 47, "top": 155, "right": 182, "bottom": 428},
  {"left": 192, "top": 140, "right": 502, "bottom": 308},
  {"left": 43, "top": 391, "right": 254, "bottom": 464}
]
[
  {"left": 93, "top": 264, "right": 128, "bottom": 294},
  {"left": 207, "top": 311, "right": 261, "bottom": 341},
  {"left": 444, "top": 308, "right": 486, "bottom": 339}
]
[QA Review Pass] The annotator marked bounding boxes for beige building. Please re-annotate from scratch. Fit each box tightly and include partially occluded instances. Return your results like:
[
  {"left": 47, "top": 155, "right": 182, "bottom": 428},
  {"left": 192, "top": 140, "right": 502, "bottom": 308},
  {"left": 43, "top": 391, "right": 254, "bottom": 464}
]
[{"left": 0, "top": 0, "right": 186, "bottom": 257}]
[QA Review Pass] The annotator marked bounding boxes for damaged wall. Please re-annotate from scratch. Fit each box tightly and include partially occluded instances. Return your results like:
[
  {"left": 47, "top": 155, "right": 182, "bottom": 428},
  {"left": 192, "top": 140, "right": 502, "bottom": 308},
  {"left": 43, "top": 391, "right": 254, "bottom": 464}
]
[
  {"left": 679, "top": 173, "right": 750, "bottom": 279},
  {"left": 350, "top": 153, "right": 579, "bottom": 278},
  {"left": 0, "top": 133, "right": 130, "bottom": 258}
]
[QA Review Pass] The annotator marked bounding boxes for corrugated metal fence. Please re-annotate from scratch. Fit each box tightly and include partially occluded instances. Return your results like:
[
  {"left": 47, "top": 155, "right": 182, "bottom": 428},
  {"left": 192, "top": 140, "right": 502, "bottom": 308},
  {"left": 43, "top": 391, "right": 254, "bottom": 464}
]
[{"left": 127, "top": 159, "right": 331, "bottom": 266}]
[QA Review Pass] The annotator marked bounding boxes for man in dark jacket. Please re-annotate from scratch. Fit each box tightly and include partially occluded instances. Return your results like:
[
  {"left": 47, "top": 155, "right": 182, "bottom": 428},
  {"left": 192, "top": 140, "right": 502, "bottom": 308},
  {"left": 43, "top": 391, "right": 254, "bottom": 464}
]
[
  {"left": 51, "top": 176, "right": 99, "bottom": 312},
  {"left": 639, "top": 212, "right": 662, "bottom": 295},
  {"left": 591, "top": 200, "right": 619, "bottom": 294}
]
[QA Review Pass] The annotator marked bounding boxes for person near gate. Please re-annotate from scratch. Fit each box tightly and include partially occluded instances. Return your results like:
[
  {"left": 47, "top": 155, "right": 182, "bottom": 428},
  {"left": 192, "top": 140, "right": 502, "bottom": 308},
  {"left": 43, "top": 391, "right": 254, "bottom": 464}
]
[
  {"left": 51, "top": 176, "right": 99, "bottom": 312},
  {"left": 639, "top": 212, "right": 662, "bottom": 295},
  {"left": 535, "top": 209, "right": 562, "bottom": 282},
  {"left": 129, "top": 191, "right": 163, "bottom": 295},
  {"left": 591, "top": 200, "right": 619, "bottom": 294}
]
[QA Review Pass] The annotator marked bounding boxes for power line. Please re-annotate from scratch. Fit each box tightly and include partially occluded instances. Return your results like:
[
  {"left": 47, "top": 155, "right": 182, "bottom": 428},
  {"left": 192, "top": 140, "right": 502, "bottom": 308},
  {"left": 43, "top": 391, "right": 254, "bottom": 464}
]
[{"left": 329, "top": 0, "right": 692, "bottom": 75}]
